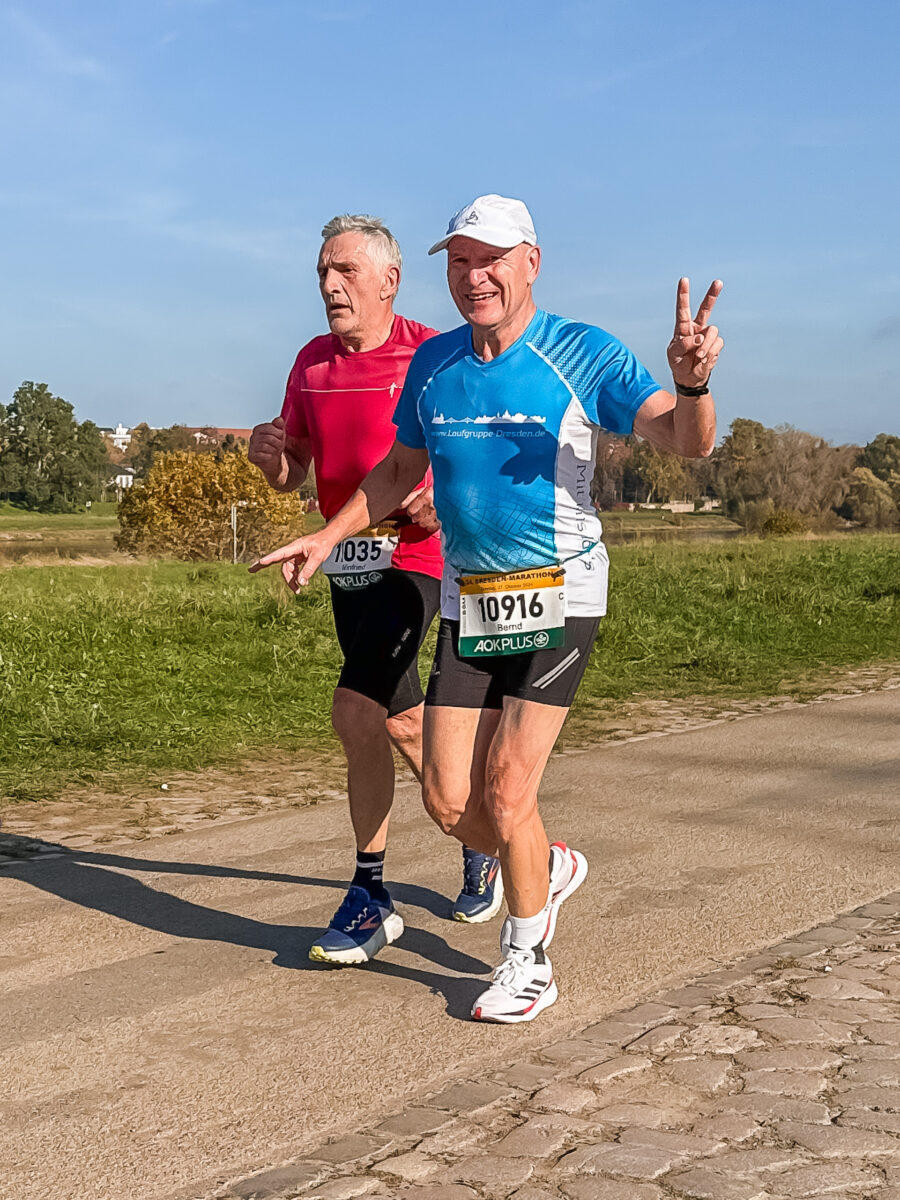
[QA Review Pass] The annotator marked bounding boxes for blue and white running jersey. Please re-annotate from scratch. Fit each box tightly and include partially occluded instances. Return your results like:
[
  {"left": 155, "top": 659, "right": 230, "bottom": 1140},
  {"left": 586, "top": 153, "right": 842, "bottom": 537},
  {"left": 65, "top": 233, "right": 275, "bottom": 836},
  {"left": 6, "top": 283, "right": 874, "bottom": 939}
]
[{"left": 392, "top": 308, "right": 661, "bottom": 617}]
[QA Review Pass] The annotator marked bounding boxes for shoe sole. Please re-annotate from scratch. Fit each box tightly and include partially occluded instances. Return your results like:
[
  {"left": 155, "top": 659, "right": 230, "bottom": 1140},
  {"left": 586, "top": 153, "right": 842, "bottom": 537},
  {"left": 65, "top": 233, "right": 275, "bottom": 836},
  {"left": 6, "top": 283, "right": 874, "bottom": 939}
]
[
  {"left": 500, "top": 845, "right": 588, "bottom": 955},
  {"left": 471, "top": 977, "right": 559, "bottom": 1024},
  {"left": 308, "top": 912, "right": 404, "bottom": 965},
  {"left": 451, "top": 873, "right": 505, "bottom": 924}
]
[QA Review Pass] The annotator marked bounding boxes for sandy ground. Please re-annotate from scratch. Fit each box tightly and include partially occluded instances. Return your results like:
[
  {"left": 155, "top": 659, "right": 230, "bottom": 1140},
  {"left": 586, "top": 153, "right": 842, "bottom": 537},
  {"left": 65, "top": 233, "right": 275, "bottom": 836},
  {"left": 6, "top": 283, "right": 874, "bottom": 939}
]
[{"left": 2, "top": 683, "right": 899, "bottom": 1200}]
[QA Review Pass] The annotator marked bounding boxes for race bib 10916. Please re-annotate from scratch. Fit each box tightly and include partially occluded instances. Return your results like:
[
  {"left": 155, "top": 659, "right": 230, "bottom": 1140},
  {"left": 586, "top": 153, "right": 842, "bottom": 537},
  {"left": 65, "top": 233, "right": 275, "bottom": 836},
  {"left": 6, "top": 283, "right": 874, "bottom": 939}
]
[{"left": 458, "top": 566, "right": 565, "bottom": 657}]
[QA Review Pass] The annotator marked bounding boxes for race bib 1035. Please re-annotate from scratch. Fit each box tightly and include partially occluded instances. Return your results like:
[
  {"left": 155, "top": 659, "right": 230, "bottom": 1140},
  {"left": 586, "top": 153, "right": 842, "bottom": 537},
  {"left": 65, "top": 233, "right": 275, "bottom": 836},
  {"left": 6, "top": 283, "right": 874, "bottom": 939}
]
[{"left": 322, "top": 526, "right": 399, "bottom": 590}]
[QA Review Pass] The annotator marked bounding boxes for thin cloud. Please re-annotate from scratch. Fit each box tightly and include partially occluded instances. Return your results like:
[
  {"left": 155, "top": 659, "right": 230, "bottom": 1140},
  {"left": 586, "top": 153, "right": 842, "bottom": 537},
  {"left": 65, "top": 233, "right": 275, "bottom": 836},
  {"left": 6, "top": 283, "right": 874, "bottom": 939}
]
[
  {"left": 5, "top": 7, "right": 108, "bottom": 79},
  {"left": 74, "top": 189, "right": 312, "bottom": 268},
  {"left": 572, "top": 36, "right": 719, "bottom": 94}
]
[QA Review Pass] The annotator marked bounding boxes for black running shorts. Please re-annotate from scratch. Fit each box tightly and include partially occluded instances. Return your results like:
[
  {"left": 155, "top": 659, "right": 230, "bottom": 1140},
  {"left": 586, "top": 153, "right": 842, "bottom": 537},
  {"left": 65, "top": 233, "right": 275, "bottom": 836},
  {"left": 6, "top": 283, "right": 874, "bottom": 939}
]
[
  {"left": 329, "top": 568, "right": 440, "bottom": 717},
  {"left": 425, "top": 616, "right": 601, "bottom": 710}
]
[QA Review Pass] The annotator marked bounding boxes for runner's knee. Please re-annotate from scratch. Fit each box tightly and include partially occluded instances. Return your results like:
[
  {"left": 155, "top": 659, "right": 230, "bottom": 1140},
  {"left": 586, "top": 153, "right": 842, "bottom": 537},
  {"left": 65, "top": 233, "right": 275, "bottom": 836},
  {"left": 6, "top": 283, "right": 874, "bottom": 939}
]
[
  {"left": 484, "top": 758, "right": 540, "bottom": 843},
  {"left": 385, "top": 705, "right": 422, "bottom": 752},
  {"left": 331, "top": 689, "right": 387, "bottom": 751},
  {"left": 422, "top": 769, "right": 469, "bottom": 835}
]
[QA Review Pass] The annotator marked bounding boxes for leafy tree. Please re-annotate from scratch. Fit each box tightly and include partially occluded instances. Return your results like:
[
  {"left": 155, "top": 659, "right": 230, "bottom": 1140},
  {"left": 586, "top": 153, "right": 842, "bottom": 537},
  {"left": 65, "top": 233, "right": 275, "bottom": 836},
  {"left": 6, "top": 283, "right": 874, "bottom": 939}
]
[
  {"left": 708, "top": 418, "right": 775, "bottom": 516},
  {"left": 0, "top": 381, "right": 109, "bottom": 510},
  {"left": 115, "top": 446, "right": 305, "bottom": 561},
  {"left": 709, "top": 419, "right": 855, "bottom": 529},
  {"left": 626, "top": 439, "right": 692, "bottom": 504},
  {"left": 842, "top": 467, "right": 899, "bottom": 530},
  {"left": 127, "top": 423, "right": 199, "bottom": 478},
  {"left": 214, "top": 433, "right": 243, "bottom": 461},
  {"left": 857, "top": 433, "right": 900, "bottom": 483},
  {"left": 591, "top": 433, "right": 632, "bottom": 509}
]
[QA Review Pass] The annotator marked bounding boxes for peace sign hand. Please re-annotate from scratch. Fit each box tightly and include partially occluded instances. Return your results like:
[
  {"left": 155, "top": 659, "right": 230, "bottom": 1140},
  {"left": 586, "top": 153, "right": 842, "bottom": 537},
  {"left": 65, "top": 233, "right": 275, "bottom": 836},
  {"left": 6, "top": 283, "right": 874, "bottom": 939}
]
[{"left": 667, "top": 277, "right": 724, "bottom": 389}]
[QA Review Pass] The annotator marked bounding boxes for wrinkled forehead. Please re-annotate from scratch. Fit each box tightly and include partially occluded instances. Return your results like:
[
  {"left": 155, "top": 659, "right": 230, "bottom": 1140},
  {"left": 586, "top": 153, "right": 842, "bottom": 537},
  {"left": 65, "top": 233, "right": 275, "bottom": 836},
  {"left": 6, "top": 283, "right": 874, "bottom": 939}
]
[{"left": 318, "top": 232, "right": 377, "bottom": 269}]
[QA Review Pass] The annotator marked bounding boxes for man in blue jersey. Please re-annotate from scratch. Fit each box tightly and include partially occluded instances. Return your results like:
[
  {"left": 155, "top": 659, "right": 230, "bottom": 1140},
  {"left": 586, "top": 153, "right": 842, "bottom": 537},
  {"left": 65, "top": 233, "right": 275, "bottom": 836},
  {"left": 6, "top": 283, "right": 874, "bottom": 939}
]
[{"left": 252, "top": 194, "right": 723, "bottom": 1023}]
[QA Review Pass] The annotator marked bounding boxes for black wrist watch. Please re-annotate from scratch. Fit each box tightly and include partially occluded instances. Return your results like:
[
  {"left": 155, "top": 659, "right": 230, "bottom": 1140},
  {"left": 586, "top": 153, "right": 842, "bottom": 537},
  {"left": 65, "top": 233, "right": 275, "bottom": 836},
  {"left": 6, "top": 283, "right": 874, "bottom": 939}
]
[{"left": 674, "top": 381, "right": 710, "bottom": 397}]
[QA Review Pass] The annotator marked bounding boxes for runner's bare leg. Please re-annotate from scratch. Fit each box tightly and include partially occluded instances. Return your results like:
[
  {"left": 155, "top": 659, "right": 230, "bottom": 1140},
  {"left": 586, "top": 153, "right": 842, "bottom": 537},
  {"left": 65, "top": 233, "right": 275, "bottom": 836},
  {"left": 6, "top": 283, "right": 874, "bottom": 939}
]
[
  {"left": 386, "top": 702, "right": 426, "bottom": 782},
  {"left": 423, "top": 705, "right": 502, "bottom": 854},
  {"left": 483, "top": 698, "right": 568, "bottom": 916},
  {"left": 331, "top": 687, "right": 395, "bottom": 852},
  {"left": 424, "top": 699, "right": 568, "bottom": 916}
]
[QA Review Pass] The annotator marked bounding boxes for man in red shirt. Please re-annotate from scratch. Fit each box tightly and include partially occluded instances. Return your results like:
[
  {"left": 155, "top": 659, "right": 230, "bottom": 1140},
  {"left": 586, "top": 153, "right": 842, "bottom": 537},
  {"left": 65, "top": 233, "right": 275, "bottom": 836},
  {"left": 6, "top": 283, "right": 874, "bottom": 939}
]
[{"left": 249, "top": 214, "right": 502, "bottom": 963}]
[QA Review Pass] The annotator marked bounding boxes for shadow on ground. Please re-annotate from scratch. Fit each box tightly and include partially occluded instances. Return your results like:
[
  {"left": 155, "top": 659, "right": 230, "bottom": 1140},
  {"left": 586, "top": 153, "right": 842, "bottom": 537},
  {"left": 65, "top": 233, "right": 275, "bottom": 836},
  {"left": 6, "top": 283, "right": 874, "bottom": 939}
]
[{"left": 3, "top": 840, "right": 490, "bottom": 1021}]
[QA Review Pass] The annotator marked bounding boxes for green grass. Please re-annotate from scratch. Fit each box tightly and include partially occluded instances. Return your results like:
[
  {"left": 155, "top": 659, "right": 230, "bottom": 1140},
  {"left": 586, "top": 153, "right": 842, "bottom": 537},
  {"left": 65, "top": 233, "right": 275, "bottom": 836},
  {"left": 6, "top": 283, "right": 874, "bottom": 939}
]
[
  {"left": 0, "top": 501, "right": 119, "bottom": 531},
  {"left": 1, "top": 536, "right": 898, "bottom": 803}
]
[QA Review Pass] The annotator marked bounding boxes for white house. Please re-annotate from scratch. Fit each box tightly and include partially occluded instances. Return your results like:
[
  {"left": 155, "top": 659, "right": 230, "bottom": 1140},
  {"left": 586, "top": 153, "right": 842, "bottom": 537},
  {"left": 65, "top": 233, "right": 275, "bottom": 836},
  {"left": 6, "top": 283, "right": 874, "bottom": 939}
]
[
  {"left": 110, "top": 423, "right": 132, "bottom": 451},
  {"left": 112, "top": 466, "right": 135, "bottom": 501}
]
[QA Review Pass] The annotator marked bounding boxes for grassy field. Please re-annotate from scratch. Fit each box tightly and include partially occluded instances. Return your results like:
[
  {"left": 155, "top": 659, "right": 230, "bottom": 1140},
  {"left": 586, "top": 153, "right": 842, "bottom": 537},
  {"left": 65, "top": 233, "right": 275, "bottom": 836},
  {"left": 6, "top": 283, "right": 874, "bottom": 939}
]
[
  {"left": 0, "top": 501, "right": 736, "bottom": 536},
  {"left": 1, "top": 535, "right": 898, "bottom": 804},
  {"left": 0, "top": 501, "right": 119, "bottom": 530}
]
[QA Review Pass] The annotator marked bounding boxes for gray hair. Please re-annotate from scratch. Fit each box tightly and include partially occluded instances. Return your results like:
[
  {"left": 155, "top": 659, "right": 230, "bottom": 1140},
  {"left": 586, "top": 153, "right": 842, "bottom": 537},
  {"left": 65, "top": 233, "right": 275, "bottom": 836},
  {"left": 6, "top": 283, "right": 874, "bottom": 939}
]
[{"left": 320, "top": 213, "right": 402, "bottom": 274}]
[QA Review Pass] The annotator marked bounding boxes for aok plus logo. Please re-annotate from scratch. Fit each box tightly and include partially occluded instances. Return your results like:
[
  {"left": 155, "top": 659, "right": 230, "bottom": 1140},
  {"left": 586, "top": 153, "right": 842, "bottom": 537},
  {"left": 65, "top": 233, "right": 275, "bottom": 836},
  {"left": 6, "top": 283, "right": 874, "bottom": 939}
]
[{"left": 333, "top": 571, "right": 382, "bottom": 591}]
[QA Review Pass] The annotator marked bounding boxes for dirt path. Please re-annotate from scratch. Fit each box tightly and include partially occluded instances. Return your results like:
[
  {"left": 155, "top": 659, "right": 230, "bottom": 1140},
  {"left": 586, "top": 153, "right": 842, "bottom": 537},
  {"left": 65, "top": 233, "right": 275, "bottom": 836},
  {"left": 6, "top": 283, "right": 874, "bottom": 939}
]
[
  {"left": 3, "top": 662, "right": 898, "bottom": 854},
  {"left": 2, "top": 686, "right": 899, "bottom": 1200}
]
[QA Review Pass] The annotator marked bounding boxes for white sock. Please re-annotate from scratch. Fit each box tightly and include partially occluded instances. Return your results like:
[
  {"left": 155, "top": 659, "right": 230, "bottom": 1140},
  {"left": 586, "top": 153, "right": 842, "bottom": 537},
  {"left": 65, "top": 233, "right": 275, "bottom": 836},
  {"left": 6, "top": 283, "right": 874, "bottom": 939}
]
[{"left": 505, "top": 906, "right": 550, "bottom": 951}]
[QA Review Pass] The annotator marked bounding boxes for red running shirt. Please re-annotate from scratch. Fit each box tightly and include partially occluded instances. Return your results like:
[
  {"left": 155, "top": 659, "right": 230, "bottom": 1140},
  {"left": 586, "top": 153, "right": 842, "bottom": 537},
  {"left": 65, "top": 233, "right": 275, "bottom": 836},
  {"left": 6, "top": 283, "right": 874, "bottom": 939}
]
[{"left": 281, "top": 314, "right": 442, "bottom": 580}]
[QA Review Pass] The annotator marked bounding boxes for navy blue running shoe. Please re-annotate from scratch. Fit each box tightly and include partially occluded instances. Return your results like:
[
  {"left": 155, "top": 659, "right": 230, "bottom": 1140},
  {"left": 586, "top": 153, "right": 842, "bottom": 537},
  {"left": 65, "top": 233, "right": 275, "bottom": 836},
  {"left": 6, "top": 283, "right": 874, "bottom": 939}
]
[
  {"left": 309, "top": 886, "right": 404, "bottom": 964},
  {"left": 452, "top": 848, "right": 504, "bottom": 923}
]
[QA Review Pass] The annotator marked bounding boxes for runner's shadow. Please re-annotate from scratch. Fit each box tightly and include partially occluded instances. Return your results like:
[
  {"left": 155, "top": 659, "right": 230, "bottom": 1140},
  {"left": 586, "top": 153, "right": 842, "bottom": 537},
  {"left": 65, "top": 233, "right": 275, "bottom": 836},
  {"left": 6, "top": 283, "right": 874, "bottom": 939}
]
[
  {"left": 6, "top": 853, "right": 490, "bottom": 1020},
  {"left": 63, "top": 848, "right": 452, "bottom": 920}
]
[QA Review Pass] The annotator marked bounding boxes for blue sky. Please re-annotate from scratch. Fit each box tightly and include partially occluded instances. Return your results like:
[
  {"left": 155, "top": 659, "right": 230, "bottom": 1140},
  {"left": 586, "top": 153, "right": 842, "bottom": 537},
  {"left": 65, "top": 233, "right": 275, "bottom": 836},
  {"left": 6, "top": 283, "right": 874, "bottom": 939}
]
[{"left": 1, "top": 0, "right": 898, "bottom": 446}]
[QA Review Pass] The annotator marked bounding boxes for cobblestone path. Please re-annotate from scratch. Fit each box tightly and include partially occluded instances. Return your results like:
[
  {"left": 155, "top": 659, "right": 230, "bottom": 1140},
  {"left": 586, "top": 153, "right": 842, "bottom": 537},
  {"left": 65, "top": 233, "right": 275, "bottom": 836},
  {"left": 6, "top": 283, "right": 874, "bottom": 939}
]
[{"left": 211, "top": 894, "right": 900, "bottom": 1200}]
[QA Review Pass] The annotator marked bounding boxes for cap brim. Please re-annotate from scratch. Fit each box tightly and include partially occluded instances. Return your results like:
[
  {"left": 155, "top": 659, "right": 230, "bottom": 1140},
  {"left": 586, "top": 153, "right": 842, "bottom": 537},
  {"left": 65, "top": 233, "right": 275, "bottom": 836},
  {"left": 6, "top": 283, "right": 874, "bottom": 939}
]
[{"left": 427, "top": 229, "right": 533, "bottom": 256}]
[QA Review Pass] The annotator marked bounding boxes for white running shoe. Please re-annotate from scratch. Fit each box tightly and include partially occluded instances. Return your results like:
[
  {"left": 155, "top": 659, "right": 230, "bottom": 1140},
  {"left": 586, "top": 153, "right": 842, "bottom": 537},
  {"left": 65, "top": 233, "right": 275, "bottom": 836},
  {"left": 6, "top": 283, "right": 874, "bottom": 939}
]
[
  {"left": 471, "top": 945, "right": 558, "bottom": 1023},
  {"left": 500, "top": 841, "right": 588, "bottom": 956}
]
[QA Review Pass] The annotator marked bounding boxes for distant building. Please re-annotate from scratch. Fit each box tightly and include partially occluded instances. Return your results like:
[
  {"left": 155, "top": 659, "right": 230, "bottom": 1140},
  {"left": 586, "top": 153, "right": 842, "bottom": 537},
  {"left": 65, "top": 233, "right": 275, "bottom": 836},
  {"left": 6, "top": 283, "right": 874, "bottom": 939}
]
[
  {"left": 111, "top": 466, "right": 135, "bottom": 501},
  {"left": 185, "top": 426, "right": 252, "bottom": 445},
  {"left": 111, "top": 423, "right": 132, "bottom": 451}
]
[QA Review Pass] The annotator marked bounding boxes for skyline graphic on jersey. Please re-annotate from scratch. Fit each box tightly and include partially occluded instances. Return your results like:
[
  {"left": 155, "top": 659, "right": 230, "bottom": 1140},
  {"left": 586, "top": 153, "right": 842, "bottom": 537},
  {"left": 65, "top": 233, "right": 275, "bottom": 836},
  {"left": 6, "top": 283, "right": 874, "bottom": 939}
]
[{"left": 431, "top": 411, "right": 547, "bottom": 426}]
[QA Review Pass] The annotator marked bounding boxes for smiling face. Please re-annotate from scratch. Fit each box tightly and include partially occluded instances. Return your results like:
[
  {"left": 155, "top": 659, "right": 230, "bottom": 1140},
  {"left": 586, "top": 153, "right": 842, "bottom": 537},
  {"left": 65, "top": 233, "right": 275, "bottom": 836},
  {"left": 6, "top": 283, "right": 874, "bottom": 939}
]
[
  {"left": 317, "top": 232, "right": 399, "bottom": 349},
  {"left": 445, "top": 236, "right": 541, "bottom": 350}
]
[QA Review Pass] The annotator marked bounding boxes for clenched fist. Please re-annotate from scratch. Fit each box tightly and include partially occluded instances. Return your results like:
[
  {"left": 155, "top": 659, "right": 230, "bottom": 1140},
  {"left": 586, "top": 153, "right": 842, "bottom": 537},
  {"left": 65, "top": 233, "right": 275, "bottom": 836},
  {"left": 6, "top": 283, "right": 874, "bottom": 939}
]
[
  {"left": 400, "top": 485, "right": 440, "bottom": 535},
  {"left": 249, "top": 416, "right": 287, "bottom": 478}
]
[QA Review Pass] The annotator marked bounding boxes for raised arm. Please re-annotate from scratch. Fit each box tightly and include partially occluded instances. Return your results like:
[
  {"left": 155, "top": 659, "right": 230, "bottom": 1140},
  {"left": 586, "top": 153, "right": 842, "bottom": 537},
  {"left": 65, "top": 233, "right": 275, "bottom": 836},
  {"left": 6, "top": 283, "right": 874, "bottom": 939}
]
[
  {"left": 632, "top": 278, "right": 723, "bottom": 458},
  {"left": 249, "top": 440, "right": 430, "bottom": 589}
]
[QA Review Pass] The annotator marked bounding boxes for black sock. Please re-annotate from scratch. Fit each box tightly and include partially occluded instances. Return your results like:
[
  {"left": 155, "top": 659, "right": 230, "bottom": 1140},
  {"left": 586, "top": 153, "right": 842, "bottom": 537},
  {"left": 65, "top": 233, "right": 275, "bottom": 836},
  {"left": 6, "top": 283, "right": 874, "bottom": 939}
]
[{"left": 351, "top": 850, "right": 389, "bottom": 902}]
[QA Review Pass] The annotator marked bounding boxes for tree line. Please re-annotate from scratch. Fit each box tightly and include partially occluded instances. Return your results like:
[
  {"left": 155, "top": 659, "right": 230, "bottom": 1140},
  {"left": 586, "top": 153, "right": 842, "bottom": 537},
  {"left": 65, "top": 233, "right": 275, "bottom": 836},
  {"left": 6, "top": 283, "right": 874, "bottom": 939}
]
[
  {"left": 0, "top": 383, "right": 109, "bottom": 511},
  {"left": 2, "top": 381, "right": 899, "bottom": 536},
  {"left": 593, "top": 420, "right": 900, "bottom": 533},
  {"left": 0, "top": 382, "right": 248, "bottom": 511}
]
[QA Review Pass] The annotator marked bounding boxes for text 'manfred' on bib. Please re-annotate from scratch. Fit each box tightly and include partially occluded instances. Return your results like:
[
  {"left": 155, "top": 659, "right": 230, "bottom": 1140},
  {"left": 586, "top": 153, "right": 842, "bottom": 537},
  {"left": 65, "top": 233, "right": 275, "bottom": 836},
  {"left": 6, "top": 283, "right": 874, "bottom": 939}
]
[
  {"left": 321, "top": 525, "right": 399, "bottom": 590},
  {"left": 458, "top": 566, "right": 565, "bottom": 657}
]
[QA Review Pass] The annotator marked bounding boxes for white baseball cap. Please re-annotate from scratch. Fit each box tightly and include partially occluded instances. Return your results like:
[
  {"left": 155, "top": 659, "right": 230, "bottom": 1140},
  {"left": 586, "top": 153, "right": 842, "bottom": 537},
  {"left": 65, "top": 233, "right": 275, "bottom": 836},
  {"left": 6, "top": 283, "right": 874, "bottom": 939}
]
[{"left": 427, "top": 193, "right": 538, "bottom": 256}]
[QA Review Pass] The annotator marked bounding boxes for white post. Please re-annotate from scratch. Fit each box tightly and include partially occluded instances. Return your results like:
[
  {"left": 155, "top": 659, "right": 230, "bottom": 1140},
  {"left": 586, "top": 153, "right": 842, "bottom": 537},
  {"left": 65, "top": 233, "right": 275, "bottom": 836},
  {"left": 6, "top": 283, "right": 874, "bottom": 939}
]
[{"left": 231, "top": 504, "right": 238, "bottom": 564}]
